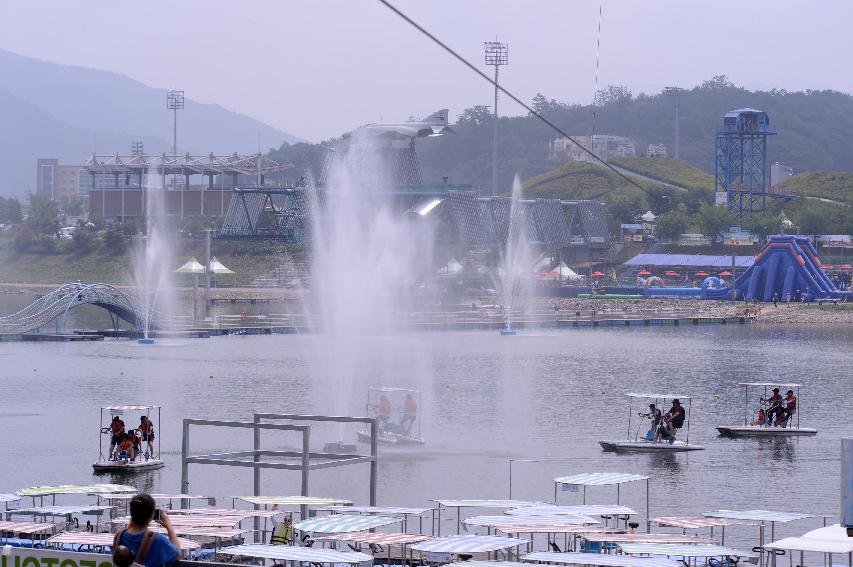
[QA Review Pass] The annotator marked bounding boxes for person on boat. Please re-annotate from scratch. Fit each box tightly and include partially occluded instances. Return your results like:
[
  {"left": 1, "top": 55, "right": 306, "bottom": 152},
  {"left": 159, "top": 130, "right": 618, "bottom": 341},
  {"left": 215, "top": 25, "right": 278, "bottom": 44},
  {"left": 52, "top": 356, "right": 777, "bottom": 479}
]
[
  {"left": 140, "top": 416, "right": 155, "bottom": 458},
  {"left": 110, "top": 416, "right": 126, "bottom": 460},
  {"left": 115, "top": 493, "right": 180, "bottom": 567},
  {"left": 640, "top": 404, "right": 658, "bottom": 440},
  {"left": 665, "top": 399, "right": 685, "bottom": 439},
  {"left": 764, "top": 388, "right": 784, "bottom": 426},
  {"left": 781, "top": 390, "right": 797, "bottom": 426},
  {"left": 127, "top": 429, "right": 142, "bottom": 462},
  {"left": 270, "top": 505, "right": 293, "bottom": 545},
  {"left": 377, "top": 395, "right": 392, "bottom": 430},
  {"left": 751, "top": 408, "right": 766, "bottom": 426},
  {"left": 117, "top": 433, "right": 135, "bottom": 461},
  {"left": 400, "top": 393, "right": 418, "bottom": 435}
]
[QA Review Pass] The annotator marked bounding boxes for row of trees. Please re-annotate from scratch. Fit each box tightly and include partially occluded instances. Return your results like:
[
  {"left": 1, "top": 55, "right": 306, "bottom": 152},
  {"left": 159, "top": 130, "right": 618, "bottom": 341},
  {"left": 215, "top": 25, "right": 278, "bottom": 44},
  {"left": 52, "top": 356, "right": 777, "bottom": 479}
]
[{"left": 0, "top": 197, "right": 22, "bottom": 225}]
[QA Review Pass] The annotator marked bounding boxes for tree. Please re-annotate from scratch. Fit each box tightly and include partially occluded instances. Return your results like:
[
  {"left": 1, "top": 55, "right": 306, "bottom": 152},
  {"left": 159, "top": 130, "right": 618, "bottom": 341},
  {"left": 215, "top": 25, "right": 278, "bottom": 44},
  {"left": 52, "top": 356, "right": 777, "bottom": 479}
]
[
  {"left": 103, "top": 223, "right": 126, "bottom": 254},
  {"left": 4, "top": 197, "right": 22, "bottom": 224},
  {"left": 700, "top": 75, "right": 735, "bottom": 90},
  {"left": 456, "top": 105, "right": 492, "bottom": 127},
  {"left": 654, "top": 210, "right": 688, "bottom": 239},
  {"left": 696, "top": 203, "right": 736, "bottom": 238},
  {"left": 606, "top": 193, "right": 647, "bottom": 223},
  {"left": 594, "top": 85, "right": 632, "bottom": 106},
  {"left": 531, "top": 93, "right": 566, "bottom": 115},
  {"left": 797, "top": 207, "right": 830, "bottom": 237},
  {"left": 71, "top": 223, "right": 94, "bottom": 252},
  {"left": 13, "top": 222, "right": 34, "bottom": 252},
  {"left": 27, "top": 194, "right": 60, "bottom": 238}
]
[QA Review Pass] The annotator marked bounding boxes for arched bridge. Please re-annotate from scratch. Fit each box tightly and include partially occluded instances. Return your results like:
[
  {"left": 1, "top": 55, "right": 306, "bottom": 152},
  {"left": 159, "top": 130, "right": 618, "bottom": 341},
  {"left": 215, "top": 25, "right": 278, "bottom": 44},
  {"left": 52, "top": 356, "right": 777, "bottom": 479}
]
[{"left": 0, "top": 283, "right": 147, "bottom": 336}]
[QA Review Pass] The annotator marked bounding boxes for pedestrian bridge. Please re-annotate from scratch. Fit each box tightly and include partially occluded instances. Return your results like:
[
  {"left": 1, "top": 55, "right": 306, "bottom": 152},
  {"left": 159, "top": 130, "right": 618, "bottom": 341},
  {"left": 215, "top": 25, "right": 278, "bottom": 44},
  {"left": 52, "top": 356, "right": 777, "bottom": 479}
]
[{"left": 0, "top": 283, "right": 146, "bottom": 336}]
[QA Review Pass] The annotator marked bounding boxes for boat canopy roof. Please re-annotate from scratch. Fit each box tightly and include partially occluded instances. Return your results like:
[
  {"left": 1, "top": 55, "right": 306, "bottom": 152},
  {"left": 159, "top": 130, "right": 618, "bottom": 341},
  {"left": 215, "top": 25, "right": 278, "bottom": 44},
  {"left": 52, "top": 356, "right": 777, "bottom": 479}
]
[
  {"left": 702, "top": 510, "right": 814, "bottom": 523},
  {"left": 102, "top": 405, "right": 160, "bottom": 411},
  {"left": 237, "top": 495, "right": 352, "bottom": 506},
  {"left": 169, "top": 507, "right": 281, "bottom": 519},
  {"left": 17, "top": 484, "right": 135, "bottom": 496},
  {"left": 523, "top": 552, "right": 681, "bottom": 567},
  {"left": 498, "top": 524, "right": 610, "bottom": 535},
  {"left": 9, "top": 505, "right": 114, "bottom": 516},
  {"left": 508, "top": 505, "right": 637, "bottom": 517},
  {"left": 802, "top": 524, "right": 851, "bottom": 542},
  {"left": 764, "top": 537, "right": 853, "bottom": 554},
  {"left": 555, "top": 472, "right": 649, "bottom": 485},
  {"left": 737, "top": 383, "right": 802, "bottom": 388},
  {"left": 314, "top": 532, "right": 431, "bottom": 546},
  {"left": 94, "top": 493, "right": 210, "bottom": 501},
  {"left": 293, "top": 514, "right": 401, "bottom": 533},
  {"left": 47, "top": 531, "right": 200, "bottom": 551},
  {"left": 0, "top": 521, "right": 56, "bottom": 534},
  {"left": 412, "top": 535, "right": 529, "bottom": 553},
  {"left": 581, "top": 534, "right": 706, "bottom": 544},
  {"left": 220, "top": 544, "right": 373, "bottom": 564},
  {"left": 463, "top": 515, "right": 597, "bottom": 528},
  {"left": 318, "top": 505, "right": 432, "bottom": 515},
  {"left": 651, "top": 516, "right": 746, "bottom": 529},
  {"left": 627, "top": 393, "right": 692, "bottom": 400},
  {"left": 434, "top": 499, "right": 542, "bottom": 509},
  {"left": 444, "top": 562, "right": 530, "bottom": 567},
  {"left": 369, "top": 386, "right": 421, "bottom": 394},
  {"left": 618, "top": 543, "right": 756, "bottom": 558},
  {"left": 0, "top": 494, "right": 21, "bottom": 503}
]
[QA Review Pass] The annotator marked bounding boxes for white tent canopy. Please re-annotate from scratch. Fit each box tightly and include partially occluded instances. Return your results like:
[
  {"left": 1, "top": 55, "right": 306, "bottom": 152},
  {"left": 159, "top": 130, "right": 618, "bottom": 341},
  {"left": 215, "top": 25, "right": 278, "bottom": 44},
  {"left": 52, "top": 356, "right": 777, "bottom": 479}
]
[
  {"left": 640, "top": 211, "right": 656, "bottom": 222},
  {"left": 558, "top": 262, "right": 582, "bottom": 280},
  {"left": 446, "top": 258, "right": 464, "bottom": 273},
  {"left": 175, "top": 257, "right": 205, "bottom": 274},
  {"left": 209, "top": 256, "right": 234, "bottom": 274}
]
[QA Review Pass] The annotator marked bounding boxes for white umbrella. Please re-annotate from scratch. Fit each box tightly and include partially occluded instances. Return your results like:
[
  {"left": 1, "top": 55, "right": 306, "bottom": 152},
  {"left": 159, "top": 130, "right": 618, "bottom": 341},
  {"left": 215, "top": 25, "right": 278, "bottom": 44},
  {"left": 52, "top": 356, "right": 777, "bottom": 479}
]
[
  {"left": 174, "top": 257, "right": 205, "bottom": 274},
  {"left": 209, "top": 256, "right": 234, "bottom": 274}
]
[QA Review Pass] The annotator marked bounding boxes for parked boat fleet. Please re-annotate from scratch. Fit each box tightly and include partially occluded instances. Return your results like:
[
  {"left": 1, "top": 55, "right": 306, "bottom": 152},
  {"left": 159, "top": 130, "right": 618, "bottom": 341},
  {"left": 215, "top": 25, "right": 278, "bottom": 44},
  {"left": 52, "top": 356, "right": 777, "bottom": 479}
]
[{"left": 0, "top": 478, "right": 848, "bottom": 567}]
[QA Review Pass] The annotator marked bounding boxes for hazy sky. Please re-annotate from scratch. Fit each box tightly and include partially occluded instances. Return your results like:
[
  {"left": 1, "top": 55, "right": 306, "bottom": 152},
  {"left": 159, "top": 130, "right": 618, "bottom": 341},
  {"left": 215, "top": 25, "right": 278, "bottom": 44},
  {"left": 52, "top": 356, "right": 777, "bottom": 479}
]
[{"left": 1, "top": 1, "right": 850, "bottom": 142}]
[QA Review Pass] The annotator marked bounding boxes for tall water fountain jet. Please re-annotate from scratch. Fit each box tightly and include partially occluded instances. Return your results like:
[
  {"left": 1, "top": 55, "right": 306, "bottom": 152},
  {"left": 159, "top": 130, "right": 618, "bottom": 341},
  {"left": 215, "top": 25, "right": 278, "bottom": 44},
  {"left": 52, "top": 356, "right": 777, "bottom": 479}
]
[
  {"left": 132, "top": 163, "right": 177, "bottom": 343},
  {"left": 497, "top": 175, "right": 536, "bottom": 335},
  {"left": 306, "top": 132, "right": 433, "bottom": 441}
]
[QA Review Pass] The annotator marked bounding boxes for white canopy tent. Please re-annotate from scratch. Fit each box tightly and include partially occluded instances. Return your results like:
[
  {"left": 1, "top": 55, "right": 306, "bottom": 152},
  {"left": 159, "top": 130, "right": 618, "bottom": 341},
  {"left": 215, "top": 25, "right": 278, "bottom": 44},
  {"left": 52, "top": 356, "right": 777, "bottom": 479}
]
[
  {"left": 174, "top": 257, "right": 205, "bottom": 274},
  {"left": 557, "top": 262, "right": 583, "bottom": 280}
]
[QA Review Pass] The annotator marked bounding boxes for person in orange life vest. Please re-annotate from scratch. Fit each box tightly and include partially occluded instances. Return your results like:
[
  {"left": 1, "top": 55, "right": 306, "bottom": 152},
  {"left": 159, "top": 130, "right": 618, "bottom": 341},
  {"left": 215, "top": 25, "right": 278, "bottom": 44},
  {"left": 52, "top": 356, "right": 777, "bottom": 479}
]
[{"left": 400, "top": 393, "right": 418, "bottom": 435}]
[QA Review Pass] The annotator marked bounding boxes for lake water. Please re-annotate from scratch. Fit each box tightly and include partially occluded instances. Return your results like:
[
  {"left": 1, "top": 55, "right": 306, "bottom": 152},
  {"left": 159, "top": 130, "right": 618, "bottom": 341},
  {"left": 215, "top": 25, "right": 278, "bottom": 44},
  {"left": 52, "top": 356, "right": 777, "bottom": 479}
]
[{"left": 1, "top": 296, "right": 851, "bottom": 546}]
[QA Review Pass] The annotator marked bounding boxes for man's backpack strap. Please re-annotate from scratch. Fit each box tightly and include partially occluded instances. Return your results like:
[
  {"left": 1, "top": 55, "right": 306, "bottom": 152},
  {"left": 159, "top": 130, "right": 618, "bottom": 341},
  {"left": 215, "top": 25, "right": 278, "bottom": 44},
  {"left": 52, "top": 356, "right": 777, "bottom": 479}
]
[
  {"left": 113, "top": 528, "right": 128, "bottom": 550},
  {"left": 136, "top": 531, "right": 156, "bottom": 565}
]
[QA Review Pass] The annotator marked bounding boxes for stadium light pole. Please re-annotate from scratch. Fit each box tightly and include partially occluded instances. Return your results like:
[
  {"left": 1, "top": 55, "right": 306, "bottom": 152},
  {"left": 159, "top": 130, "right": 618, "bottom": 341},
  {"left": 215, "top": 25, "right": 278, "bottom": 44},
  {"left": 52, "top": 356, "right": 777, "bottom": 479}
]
[
  {"left": 663, "top": 86, "right": 683, "bottom": 159},
  {"left": 166, "top": 90, "right": 185, "bottom": 158},
  {"left": 485, "top": 41, "right": 508, "bottom": 196}
]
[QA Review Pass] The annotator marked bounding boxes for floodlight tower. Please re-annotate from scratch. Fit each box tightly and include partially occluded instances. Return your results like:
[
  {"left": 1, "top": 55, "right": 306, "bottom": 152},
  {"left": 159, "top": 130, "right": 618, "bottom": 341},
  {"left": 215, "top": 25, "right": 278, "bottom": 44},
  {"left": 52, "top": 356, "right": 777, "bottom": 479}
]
[
  {"left": 662, "top": 86, "right": 684, "bottom": 159},
  {"left": 485, "top": 40, "right": 508, "bottom": 196},
  {"left": 714, "top": 108, "right": 776, "bottom": 214},
  {"left": 166, "top": 90, "right": 185, "bottom": 157}
]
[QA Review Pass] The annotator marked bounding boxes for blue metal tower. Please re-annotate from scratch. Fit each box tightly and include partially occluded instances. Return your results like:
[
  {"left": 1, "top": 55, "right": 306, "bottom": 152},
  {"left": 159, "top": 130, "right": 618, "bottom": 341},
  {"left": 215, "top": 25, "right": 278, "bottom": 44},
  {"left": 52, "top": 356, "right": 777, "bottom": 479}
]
[{"left": 714, "top": 108, "right": 776, "bottom": 213}]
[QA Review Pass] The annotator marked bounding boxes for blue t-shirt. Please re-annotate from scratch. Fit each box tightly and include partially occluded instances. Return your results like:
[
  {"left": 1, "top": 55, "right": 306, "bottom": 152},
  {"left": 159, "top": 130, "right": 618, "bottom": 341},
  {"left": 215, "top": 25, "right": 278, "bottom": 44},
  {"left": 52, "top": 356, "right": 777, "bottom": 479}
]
[{"left": 119, "top": 530, "right": 179, "bottom": 567}]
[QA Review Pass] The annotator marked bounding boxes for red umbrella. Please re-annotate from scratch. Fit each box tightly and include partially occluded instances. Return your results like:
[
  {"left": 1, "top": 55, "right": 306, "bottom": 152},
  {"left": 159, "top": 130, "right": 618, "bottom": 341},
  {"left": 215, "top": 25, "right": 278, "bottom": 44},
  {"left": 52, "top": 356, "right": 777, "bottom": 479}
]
[
  {"left": 695, "top": 271, "right": 709, "bottom": 277},
  {"left": 719, "top": 271, "right": 732, "bottom": 276},
  {"left": 591, "top": 271, "right": 604, "bottom": 277},
  {"left": 638, "top": 270, "right": 652, "bottom": 276},
  {"left": 823, "top": 264, "right": 834, "bottom": 269},
  {"left": 840, "top": 264, "right": 853, "bottom": 270},
  {"left": 665, "top": 271, "right": 679, "bottom": 276}
]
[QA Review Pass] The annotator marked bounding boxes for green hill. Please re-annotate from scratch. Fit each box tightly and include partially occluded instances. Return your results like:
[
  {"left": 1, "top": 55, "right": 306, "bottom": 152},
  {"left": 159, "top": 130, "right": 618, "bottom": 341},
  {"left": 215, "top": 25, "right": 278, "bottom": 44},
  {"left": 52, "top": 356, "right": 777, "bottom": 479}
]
[
  {"left": 777, "top": 172, "right": 853, "bottom": 203},
  {"left": 608, "top": 157, "right": 714, "bottom": 192}
]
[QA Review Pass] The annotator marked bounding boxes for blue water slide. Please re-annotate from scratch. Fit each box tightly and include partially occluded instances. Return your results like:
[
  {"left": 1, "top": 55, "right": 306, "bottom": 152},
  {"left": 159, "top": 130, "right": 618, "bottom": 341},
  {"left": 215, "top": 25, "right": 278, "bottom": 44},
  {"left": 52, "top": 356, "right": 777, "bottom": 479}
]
[
  {"left": 746, "top": 264, "right": 764, "bottom": 301},
  {"left": 762, "top": 252, "right": 782, "bottom": 301}
]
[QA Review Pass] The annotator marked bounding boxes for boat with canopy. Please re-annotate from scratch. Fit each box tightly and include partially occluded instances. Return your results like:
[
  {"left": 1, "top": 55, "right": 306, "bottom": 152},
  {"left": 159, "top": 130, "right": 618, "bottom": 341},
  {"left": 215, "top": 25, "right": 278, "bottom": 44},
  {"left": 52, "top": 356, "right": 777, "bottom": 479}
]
[
  {"left": 599, "top": 393, "right": 705, "bottom": 452},
  {"left": 92, "top": 405, "right": 164, "bottom": 472},
  {"left": 357, "top": 387, "right": 425, "bottom": 446},
  {"left": 717, "top": 383, "right": 817, "bottom": 437}
]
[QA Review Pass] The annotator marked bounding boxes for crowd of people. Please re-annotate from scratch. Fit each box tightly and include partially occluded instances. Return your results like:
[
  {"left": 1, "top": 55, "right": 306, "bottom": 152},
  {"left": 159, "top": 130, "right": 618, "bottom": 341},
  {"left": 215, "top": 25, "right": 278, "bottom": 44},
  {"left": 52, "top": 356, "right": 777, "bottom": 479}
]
[
  {"left": 106, "top": 415, "right": 156, "bottom": 462},
  {"left": 639, "top": 399, "right": 686, "bottom": 443},
  {"left": 751, "top": 388, "right": 797, "bottom": 427}
]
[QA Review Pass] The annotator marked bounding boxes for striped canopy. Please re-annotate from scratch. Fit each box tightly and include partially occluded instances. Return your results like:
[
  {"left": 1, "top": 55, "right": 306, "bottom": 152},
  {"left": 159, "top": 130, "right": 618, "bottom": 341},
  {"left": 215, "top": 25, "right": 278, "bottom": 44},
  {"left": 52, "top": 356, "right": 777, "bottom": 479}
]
[
  {"left": 435, "top": 499, "right": 541, "bottom": 509},
  {"left": 446, "top": 562, "right": 530, "bottom": 567},
  {"left": 523, "top": 552, "right": 681, "bottom": 567},
  {"left": 315, "top": 532, "right": 431, "bottom": 545},
  {"left": 9, "top": 505, "right": 114, "bottom": 516},
  {"left": 237, "top": 495, "right": 352, "bottom": 506},
  {"left": 293, "top": 514, "right": 401, "bottom": 533},
  {"left": 321, "top": 505, "right": 432, "bottom": 515},
  {"left": 464, "top": 515, "right": 597, "bottom": 528},
  {"left": 148, "top": 525, "right": 249, "bottom": 539},
  {"left": 170, "top": 507, "right": 281, "bottom": 519},
  {"left": 220, "top": 544, "right": 372, "bottom": 563},
  {"left": 617, "top": 543, "right": 755, "bottom": 558},
  {"left": 102, "top": 405, "right": 159, "bottom": 411},
  {"left": 498, "top": 524, "right": 610, "bottom": 535},
  {"left": 626, "top": 394, "right": 692, "bottom": 400},
  {"left": 17, "top": 484, "right": 135, "bottom": 496},
  {"left": 113, "top": 514, "right": 240, "bottom": 528},
  {"left": 652, "top": 516, "right": 744, "bottom": 529},
  {"left": 554, "top": 473, "right": 649, "bottom": 486},
  {"left": 0, "top": 494, "right": 21, "bottom": 503},
  {"left": 802, "top": 524, "right": 851, "bottom": 542},
  {"left": 738, "top": 383, "right": 801, "bottom": 388},
  {"left": 702, "top": 510, "right": 814, "bottom": 523},
  {"left": 412, "top": 535, "right": 529, "bottom": 553},
  {"left": 580, "top": 533, "right": 706, "bottom": 544},
  {"left": 764, "top": 537, "right": 853, "bottom": 554},
  {"left": 94, "top": 493, "right": 211, "bottom": 501},
  {"left": 0, "top": 521, "right": 56, "bottom": 534},
  {"left": 508, "top": 505, "right": 637, "bottom": 517},
  {"left": 47, "top": 532, "right": 200, "bottom": 551}
]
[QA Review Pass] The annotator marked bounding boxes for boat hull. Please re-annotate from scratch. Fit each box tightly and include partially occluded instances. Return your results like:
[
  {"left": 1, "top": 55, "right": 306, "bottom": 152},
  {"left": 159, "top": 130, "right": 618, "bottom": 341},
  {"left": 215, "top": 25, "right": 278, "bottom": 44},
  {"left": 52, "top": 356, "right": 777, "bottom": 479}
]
[
  {"left": 717, "top": 425, "right": 817, "bottom": 437},
  {"left": 93, "top": 459, "right": 165, "bottom": 473},
  {"left": 356, "top": 430, "right": 425, "bottom": 446},
  {"left": 599, "top": 440, "right": 704, "bottom": 452}
]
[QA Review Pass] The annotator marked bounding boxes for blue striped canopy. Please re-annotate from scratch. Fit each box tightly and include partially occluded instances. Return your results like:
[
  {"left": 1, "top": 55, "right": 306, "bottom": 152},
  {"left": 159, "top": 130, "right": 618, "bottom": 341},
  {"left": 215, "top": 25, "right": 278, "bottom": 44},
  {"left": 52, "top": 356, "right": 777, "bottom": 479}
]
[
  {"left": 524, "top": 552, "right": 681, "bottom": 567},
  {"left": 293, "top": 514, "right": 401, "bottom": 533},
  {"left": 617, "top": 543, "right": 755, "bottom": 558},
  {"left": 412, "top": 535, "right": 529, "bottom": 553},
  {"left": 220, "top": 544, "right": 373, "bottom": 563},
  {"left": 554, "top": 473, "right": 648, "bottom": 485}
]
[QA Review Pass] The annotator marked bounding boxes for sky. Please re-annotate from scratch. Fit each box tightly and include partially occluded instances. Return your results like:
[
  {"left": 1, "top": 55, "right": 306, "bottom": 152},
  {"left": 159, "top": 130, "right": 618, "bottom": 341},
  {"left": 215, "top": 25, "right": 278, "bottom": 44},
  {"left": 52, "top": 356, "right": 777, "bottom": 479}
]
[{"left": 1, "top": 0, "right": 851, "bottom": 142}]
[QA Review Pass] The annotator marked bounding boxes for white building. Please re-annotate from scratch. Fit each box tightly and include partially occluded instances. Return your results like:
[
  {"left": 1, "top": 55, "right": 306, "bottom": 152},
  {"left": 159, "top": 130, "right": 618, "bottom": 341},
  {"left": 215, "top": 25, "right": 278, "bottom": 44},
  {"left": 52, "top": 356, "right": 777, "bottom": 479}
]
[
  {"left": 646, "top": 143, "right": 667, "bottom": 157},
  {"left": 550, "top": 135, "right": 636, "bottom": 162}
]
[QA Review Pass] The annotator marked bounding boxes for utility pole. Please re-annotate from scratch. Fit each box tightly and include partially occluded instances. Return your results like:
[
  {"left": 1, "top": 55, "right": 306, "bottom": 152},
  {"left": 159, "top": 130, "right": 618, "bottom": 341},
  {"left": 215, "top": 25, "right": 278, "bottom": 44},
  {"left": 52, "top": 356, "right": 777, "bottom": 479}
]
[
  {"left": 204, "top": 229, "right": 212, "bottom": 319},
  {"left": 166, "top": 90, "right": 185, "bottom": 197},
  {"left": 663, "top": 86, "right": 683, "bottom": 159},
  {"left": 485, "top": 40, "right": 508, "bottom": 196}
]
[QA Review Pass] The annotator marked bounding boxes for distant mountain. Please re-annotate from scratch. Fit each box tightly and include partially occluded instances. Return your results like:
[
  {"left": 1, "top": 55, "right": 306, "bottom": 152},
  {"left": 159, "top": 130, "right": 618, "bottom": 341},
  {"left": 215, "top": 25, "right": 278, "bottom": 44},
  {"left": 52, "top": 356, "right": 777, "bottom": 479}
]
[{"left": 0, "top": 48, "right": 301, "bottom": 197}]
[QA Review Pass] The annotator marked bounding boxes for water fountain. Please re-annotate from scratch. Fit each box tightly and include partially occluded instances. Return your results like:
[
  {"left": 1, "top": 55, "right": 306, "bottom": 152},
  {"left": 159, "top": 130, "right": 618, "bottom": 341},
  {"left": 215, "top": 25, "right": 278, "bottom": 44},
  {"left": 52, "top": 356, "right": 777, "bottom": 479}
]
[
  {"left": 305, "top": 132, "right": 433, "bottom": 444},
  {"left": 497, "top": 175, "right": 536, "bottom": 335},
  {"left": 132, "top": 162, "right": 177, "bottom": 343}
]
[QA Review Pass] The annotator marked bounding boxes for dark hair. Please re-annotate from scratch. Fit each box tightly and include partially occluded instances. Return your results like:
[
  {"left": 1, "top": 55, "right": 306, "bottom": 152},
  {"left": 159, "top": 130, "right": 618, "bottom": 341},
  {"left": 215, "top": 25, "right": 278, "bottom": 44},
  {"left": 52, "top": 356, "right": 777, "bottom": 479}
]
[
  {"left": 672, "top": 399, "right": 680, "bottom": 405},
  {"left": 130, "top": 493, "right": 156, "bottom": 526},
  {"left": 787, "top": 390, "right": 794, "bottom": 395},
  {"left": 113, "top": 545, "right": 135, "bottom": 567}
]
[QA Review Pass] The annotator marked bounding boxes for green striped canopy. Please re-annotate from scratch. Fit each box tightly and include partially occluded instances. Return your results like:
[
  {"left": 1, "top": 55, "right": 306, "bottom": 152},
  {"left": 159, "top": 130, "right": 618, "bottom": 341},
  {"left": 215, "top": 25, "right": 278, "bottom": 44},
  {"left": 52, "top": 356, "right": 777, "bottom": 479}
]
[
  {"left": 293, "top": 514, "right": 401, "bottom": 533},
  {"left": 554, "top": 473, "right": 648, "bottom": 486},
  {"left": 237, "top": 496, "right": 352, "bottom": 507},
  {"left": 17, "top": 484, "right": 136, "bottom": 496}
]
